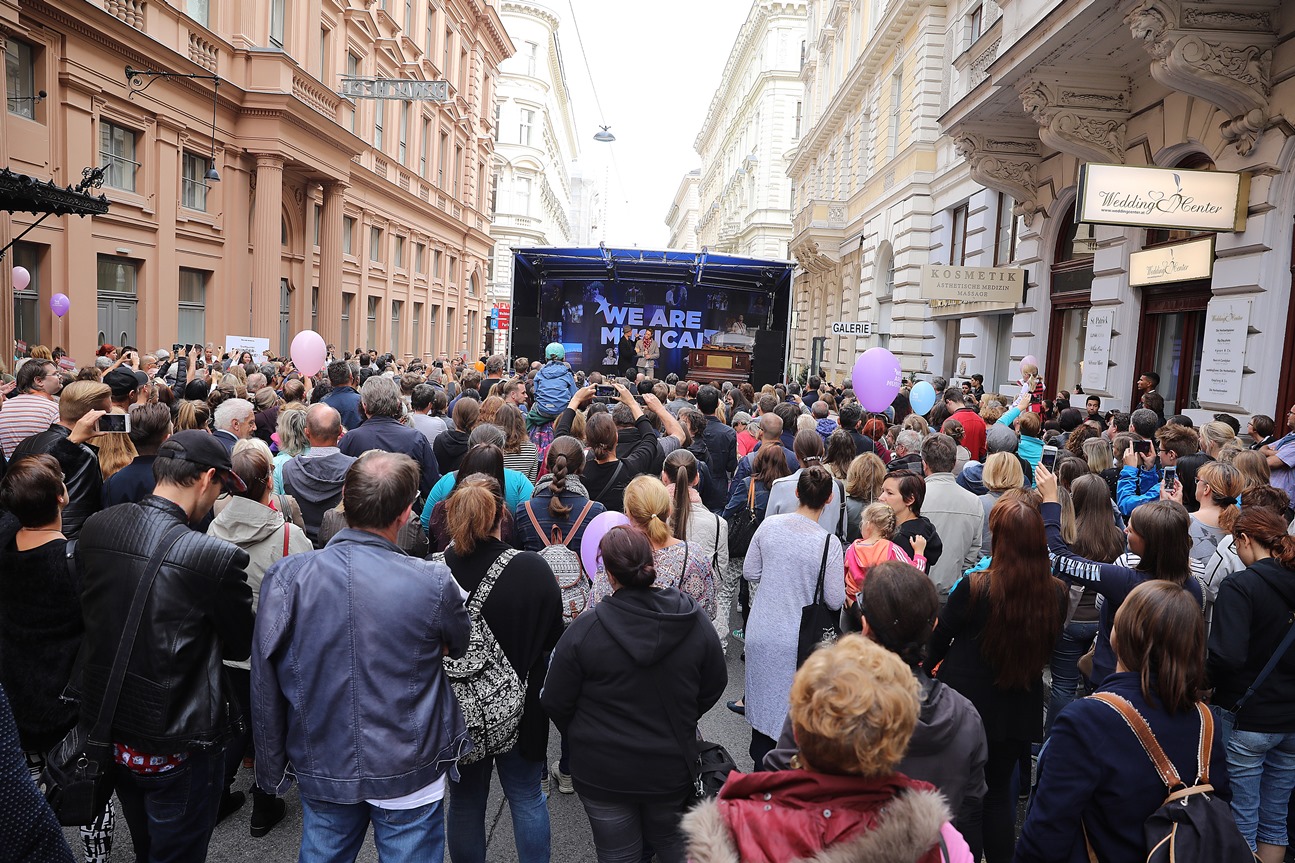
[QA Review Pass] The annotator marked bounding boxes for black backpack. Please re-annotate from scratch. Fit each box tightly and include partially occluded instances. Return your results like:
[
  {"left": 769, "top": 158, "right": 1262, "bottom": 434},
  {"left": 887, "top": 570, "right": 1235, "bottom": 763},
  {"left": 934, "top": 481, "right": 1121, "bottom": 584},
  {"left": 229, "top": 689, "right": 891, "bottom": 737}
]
[{"left": 1087, "top": 693, "right": 1257, "bottom": 863}]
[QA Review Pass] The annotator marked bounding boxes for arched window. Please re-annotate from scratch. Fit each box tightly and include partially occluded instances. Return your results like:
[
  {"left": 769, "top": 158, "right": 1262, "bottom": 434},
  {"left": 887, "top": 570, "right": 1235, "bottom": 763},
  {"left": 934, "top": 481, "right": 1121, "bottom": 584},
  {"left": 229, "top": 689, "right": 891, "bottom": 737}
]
[{"left": 1046, "top": 202, "right": 1094, "bottom": 396}]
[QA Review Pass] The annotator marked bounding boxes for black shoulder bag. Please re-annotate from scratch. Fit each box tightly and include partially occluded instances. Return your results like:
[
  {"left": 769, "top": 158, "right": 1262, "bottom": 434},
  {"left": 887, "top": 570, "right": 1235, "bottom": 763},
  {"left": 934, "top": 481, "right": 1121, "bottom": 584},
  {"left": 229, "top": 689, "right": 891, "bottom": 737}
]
[
  {"left": 40, "top": 524, "right": 189, "bottom": 826},
  {"left": 797, "top": 535, "right": 841, "bottom": 668}
]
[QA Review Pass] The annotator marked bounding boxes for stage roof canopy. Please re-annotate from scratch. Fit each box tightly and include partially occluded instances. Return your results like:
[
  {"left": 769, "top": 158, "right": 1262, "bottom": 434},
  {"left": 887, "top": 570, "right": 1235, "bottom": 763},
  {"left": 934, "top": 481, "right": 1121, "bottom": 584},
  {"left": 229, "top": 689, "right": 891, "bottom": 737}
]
[{"left": 512, "top": 246, "right": 794, "bottom": 294}]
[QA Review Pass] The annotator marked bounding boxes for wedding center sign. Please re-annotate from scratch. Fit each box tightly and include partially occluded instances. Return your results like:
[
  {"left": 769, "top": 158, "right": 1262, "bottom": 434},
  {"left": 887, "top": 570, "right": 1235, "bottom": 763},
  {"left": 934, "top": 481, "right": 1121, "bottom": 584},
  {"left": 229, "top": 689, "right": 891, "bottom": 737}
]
[
  {"left": 1078, "top": 164, "right": 1247, "bottom": 232},
  {"left": 1197, "top": 297, "right": 1251, "bottom": 408},
  {"left": 919, "top": 266, "right": 1025, "bottom": 304},
  {"left": 1128, "top": 236, "right": 1215, "bottom": 287}
]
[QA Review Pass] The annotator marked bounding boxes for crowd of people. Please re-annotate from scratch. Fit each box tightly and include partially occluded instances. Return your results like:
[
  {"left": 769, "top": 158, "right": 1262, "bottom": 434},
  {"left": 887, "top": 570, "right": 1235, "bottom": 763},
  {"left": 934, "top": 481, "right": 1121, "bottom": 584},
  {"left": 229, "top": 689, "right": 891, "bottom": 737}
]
[{"left": 1, "top": 338, "right": 1294, "bottom": 863}]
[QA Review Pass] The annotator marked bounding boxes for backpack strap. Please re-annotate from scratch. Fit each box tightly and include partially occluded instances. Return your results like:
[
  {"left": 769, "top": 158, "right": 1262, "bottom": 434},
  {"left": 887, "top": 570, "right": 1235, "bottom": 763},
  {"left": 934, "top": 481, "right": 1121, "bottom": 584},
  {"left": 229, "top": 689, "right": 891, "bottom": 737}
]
[
  {"left": 522, "top": 501, "right": 550, "bottom": 548},
  {"left": 562, "top": 500, "right": 596, "bottom": 548},
  {"left": 712, "top": 512, "right": 721, "bottom": 571},
  {"left": 1089, "top": 693, "right": 1183, "bottom": 790},
  {"left": 1194, "top": 701, "right": 1213, "bottom": 787},
  {"left": 469, "top": 548, "right": 519, "bottom": 615}
]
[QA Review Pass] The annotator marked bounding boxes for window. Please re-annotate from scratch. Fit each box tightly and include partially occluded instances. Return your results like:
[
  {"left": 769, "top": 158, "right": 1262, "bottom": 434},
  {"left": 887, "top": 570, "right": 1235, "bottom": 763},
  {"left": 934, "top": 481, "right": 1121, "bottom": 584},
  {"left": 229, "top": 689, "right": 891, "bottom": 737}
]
[
  {"left": 793, "top": 101, "right": 802, "bottom": 139},
  {"left": 448, "top": 256, "right": 457, "bottom": 284},
  {"left": 6, "top": 40, "right": 35, "bottom": 119},
  {"left": 420, "top": 118, "right": 430, "bottom": 176},
  {"left": 12, "top": 243, "right": 39, "bottom": 346},
  {"left": 488, "top": 172, "right": 498, "bottom": 216},
  {"left": 343, "top": 216, "right": 355, "bottom": 254},
  {"left": 269, "top": 0, "right": 286, "bottom": 49},
  {"left": 100, "top": 122, "right": 139, "bottom": 192},
  {"left": 97, "top": 256, "right": 139, "bottom": 347},
  {"left": 404, "top": 0, "right": 414, "bottom": 32},
  {"left": 514, "top": 176, "right": 532, "bottom": 215},
  {"left": 524, "top": 41, "right": 538, "bottom": 77},
  {"left": 394, "top": 235, "right": 405, "bottom": 269},
  {"left": 468, "top": 274, "right": 476, "bottom": 297},
  {"left": 477, "top": 161, "right": 486, "bottom": 210},
  {"left": 438, "top": 131, "right": 448, "bottom": 186},
  {"left": 369, "top": 226, "right": 383, "bottom": 262},
  {"left": 414, "top": 242, "right": 425, "bottom": 273},
  {"left": 347, "top": 53, "right": 360, "bottom": 131},
  {"left": 519, "top": 108, "right": 534, "bottom": 146},
  {"left": 186, "top": 0, "right": 210, "bottom": 26},
  {"left": 443, "top": 28, "right": 453, "bottom": 77},
  {"left": 459, "top": 49, "right": 468, "bottom": 93},
  {"left": 280, "top": 280, "right": 292, "bottom": 355},
  {"left": 178, "top": 268, "right": 207, "bottom": 345},
  {"left": 341, "top": 293, "right": 353, "bottom": 347},
  {"left": 967, "top": 4, "right": 983, "bottom": 46},
  {"left": 445, "top": 307, "right": 455, "bottom": 355},
  {"left": 453, "top": 144, "right": 462, "bottom": 197},
  {"left": 994, "top": 194, "right": 1022, "bottom": 265},
  {"left": 425, "top": 5, "right": 435, "bottom": 56},
  {"left": 949, "top": 204, "right": 968, "bottom": 265},
  {"left": 391, "top": 300, "right": 402, "bottom": 354},
  {"left": 413, "top": 302, "right": 422, "bottom": 356},
  {"left": 366, "top": 296, "right": 379, "bottom": 350},
  {"left": 313, "top": 204, "right": 321, "bottom": 247},
  {"left": 492, "top": 101, "right": 501, "bottom": 141},
  {"left": 319, "top": 28, "right": 329, "bottom": 78},
  {"left": 433, "top": 248, "right": 443, "bottom": 278},
  {"left": 888, "top": 69, "right": 903, "bottom": 158},
  {"left": 399, "top": 102, "right": 409, "bottom": 163},
  {"left": 374, "top": 96, "right": 385, "bottom": 150},
  {"left": 181, "top": 152, "right": 211, "bottom": 211},
  {"left": 429, "top": 305, "right": 439, "bottom": 355}
]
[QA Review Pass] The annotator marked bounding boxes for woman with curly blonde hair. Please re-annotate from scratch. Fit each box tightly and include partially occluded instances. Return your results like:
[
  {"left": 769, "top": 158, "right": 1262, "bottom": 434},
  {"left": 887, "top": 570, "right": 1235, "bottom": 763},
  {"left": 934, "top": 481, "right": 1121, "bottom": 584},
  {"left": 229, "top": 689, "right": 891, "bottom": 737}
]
[{"left": 684, "top": 634, "right": 973, "bottom": 863}]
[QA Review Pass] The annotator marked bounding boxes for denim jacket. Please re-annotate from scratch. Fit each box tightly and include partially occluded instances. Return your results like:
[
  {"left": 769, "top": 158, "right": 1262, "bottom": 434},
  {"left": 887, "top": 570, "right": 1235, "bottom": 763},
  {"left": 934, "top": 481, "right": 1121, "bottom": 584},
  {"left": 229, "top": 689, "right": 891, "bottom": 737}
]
[{"left": 252, "top": 528, "right": 472, "bottom": 803}]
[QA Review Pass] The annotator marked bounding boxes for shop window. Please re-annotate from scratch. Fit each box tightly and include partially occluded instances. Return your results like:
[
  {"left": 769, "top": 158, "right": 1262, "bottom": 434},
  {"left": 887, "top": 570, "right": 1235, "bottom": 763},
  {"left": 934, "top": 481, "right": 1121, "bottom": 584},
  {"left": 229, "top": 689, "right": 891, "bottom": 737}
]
[
  {"left": 341, "top": 293, "right": 353, "bottom": 348},
  {"left": 280, "top": 280, "right": 292, "bottom": 357},
  {"left": 178, "top": 268, "right": 207, "bottom": 345},
  {"left": 994, "top": 194, "right": 1022, "bottom": 265},
  {"left": 1133, "top": 285, "right": 1210, "bottom": 415},
  {"left": 1045, "top": 203, "right": 1094, "bottom": 397},
  {"left": 413, "top": 302, "right": 422, "bottom": 356},
  {"left": 12, "top": 242, "right": 40, "bottom": 346},
  {"left": 367, "top": 296, "right": 379, "bottom": 349},
  {"left": 391, "top": 300, "right": 402, "bottom": 355}
]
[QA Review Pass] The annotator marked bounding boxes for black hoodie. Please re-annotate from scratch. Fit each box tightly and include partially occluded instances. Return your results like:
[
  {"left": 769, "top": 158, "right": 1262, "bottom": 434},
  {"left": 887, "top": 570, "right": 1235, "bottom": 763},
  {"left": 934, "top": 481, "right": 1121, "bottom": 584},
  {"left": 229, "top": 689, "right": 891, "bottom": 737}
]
[
  {"left": 1208, "top": 557, "right": 1295, "bottom": 733},
  {"left": 432, "top": 427, "right": 470, "bottom": 474},
  {"left": 541, "top": 587, "right": 726, "bottom": 802}
]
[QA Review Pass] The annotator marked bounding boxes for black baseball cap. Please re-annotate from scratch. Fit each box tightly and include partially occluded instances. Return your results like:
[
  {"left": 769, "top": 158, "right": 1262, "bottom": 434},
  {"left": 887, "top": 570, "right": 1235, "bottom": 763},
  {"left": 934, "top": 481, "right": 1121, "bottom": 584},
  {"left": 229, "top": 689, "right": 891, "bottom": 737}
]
[
  {"left": 103, "top": 366, "right": 147, "bottom": 398},
  {"left": 155, "top": 430, "right": 247, "bottom": 492}
]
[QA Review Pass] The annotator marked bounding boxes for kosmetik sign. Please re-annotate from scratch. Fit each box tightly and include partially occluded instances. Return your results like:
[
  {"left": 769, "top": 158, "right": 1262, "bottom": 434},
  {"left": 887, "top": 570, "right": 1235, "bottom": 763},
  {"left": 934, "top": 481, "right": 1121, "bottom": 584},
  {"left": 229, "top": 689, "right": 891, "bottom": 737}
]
[
  {"left": 920, "top": 266, "right": 1025, "bottom": 304},
  {"left": 1078, "top": 164, "right": 1247, "bottom": 232}
]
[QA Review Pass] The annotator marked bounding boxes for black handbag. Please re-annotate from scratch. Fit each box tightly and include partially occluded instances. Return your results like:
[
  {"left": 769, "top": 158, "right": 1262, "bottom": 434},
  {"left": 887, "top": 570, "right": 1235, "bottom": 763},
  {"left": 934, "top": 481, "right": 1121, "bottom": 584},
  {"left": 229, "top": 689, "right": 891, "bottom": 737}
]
[
  {"left": 797, "top": 536, "right": 840, "bottom": 668},
  {"left": 649, "top": 663, "right": 737, "bottom": 803},
  {"left": 40, "top": 525, "right": 188, "bottom": 826},
  {"left": 727, "top": 479, "right": 761, "bottom": 557}
]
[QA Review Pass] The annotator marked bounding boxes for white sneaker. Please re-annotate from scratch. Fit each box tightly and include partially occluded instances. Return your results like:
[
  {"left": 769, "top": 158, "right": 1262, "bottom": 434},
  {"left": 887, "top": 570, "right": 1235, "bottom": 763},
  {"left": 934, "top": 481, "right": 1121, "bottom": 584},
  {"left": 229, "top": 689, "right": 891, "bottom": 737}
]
[
  {"left": 550, "top": 760, "right": 574, "bottom": 794},
  {"left": 540, "top": 772, "right": 551, "bottom": 798}
]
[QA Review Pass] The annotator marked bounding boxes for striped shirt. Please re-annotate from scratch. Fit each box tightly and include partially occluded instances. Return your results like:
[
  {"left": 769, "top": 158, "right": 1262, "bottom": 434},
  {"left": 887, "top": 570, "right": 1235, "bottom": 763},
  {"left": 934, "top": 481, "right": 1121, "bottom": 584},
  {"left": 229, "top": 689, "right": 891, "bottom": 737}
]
[{"left": 0, "top": 393, "right": 59, "bottom": 458}]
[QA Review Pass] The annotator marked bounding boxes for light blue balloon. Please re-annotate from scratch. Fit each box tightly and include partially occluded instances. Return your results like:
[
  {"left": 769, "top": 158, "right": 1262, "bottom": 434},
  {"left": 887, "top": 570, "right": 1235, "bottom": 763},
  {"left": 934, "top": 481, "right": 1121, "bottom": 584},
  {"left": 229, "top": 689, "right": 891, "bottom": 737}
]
[{"left": 909, "top": 380, "right": 937, "bottom": 416}]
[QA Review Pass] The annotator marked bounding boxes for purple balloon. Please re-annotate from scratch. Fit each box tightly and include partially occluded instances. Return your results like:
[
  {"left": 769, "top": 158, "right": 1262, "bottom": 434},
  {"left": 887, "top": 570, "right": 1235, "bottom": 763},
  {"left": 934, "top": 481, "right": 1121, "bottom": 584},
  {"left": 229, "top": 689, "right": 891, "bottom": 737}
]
[
  {"left": 851, "top": 347, "right": 903, "bottom": 413},
  {"left": 50, "top": 292, "right": 70, "bottom": 318},
  {"left": 579, "top": 510, "right": 630, "bottom": 580}
]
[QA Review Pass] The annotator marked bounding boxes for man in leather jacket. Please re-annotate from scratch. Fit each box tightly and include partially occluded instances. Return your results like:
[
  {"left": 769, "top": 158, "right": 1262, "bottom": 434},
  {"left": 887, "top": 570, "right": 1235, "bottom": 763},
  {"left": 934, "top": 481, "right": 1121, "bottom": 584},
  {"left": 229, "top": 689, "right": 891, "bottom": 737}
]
[
  {"left": 76, "top": 430, "right": 253, "bottom": 861},
  {"left": 10, "top": 380, "right": 110, "bottom": 539},
  {"left": 253, "top": 450, "right": 471, "bottom": 863}
]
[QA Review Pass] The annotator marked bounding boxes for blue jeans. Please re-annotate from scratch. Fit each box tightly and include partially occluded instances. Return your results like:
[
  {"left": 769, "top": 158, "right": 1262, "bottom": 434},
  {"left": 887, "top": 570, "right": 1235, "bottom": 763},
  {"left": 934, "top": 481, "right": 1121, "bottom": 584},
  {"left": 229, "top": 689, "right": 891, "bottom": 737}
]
[
  {"left": 1227, "top": 729, "right": 1295, "bottom": 848},
  {"left": 1046, "top": 621, "right": 1098, "bottom": 737},
  {"left": 113, "top": 744, "right": 226, "bottom": 863},
  {"left": 299, "top": 795, "right": 446, "bottom": 863},
  {"left": 447, "top": 749, "right": 549, "bottom": 863}
]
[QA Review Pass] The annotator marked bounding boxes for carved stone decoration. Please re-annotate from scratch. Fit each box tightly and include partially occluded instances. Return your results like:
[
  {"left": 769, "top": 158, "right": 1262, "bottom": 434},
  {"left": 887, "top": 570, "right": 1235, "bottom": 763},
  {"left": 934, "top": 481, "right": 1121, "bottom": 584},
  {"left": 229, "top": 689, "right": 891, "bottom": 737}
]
[
  {"left": 951, "top": 125, "right": 1042, "bottom": 217},
  {"left": 792, "top": 239, "right": 838, "bottom": 275},
  {"left": 1016, "top": 73, "right": 1131, "bottom": 165},
  {"left": 1126, "top": 0, "right": 1279, "bottom": 155}
]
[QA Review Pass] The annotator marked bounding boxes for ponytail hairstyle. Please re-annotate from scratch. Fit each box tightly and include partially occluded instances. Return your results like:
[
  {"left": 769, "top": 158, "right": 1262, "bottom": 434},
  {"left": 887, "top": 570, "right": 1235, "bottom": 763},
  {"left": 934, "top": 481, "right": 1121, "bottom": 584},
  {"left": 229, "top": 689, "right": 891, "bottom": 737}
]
[
  {"left": 859, "top": 501, "right": 897, "bottom": 539},
  {"left": 585, "top": 412, "right": 618, "bottom": 462},
  {"left": 623, "top": 474, "right": 673, "bottom": 546},
  {"left": 1231, "top": 507, "right": 1295, "bottom": 571},
  {"left": 793, "top": 428, "right": 825, "bottom": 467},
  {"left": 663, "top": 448, "right": 698, "bottom": 543},
  {"left": 543, "top": 436, "right": 585, "bottom": 519},
  {"left": 445, "top": 474, "right": 503, "bottom": 555},
  {"left": 599, "top": 525, "right": 657, "bottom": 589},
  {"left": 1196, "top": 461, "right": 1243, "bottom": 532}
]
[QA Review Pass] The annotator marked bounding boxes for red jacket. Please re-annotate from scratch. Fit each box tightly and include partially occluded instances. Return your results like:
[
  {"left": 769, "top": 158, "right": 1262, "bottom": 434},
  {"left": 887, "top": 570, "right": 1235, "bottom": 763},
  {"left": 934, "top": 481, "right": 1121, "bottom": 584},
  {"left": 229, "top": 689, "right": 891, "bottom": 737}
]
[{"left": 952, "top": 407, "right": 987, "bottom": 463}]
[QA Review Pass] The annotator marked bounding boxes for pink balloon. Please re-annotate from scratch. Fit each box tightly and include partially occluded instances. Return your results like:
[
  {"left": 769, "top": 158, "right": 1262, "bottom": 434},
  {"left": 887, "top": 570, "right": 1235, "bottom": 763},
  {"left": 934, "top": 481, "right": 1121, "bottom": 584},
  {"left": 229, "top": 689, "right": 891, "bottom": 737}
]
[
  {"left": 49, "top": 292, "right": 70, "bottom": 317},
  {"left": 851, "top": 347, "right": 903, "bottom": 413},
  {"left": 290, "top": 330, "right": 328, "bottom": 376},
  {"left": 1021, "top": 355, "right": 1039, "bottom": 374},
  {"left": 11, "top": 266, "right": 30, "bottom": 291},
  {"left": 579, "top": 511, "right": 630, "bottom": 579}
]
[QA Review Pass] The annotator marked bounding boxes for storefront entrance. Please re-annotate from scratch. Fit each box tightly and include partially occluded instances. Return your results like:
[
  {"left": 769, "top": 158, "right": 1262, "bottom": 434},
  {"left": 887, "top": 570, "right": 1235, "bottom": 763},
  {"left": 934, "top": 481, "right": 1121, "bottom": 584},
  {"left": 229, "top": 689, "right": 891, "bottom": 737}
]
[{"left": 1131, "top": 280, "right": 1210, "bottom": 415}]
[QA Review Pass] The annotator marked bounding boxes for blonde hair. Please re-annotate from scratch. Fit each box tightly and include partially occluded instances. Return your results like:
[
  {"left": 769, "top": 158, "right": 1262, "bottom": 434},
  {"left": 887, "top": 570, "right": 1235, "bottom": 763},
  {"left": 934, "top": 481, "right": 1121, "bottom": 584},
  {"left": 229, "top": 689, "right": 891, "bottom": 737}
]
[
  {"left": 983, "top": 451, "right": 1024, "bottom": 494},
  {"left": 1021, "top": 361, "right": 1039, "bottom": 377},
  {"left": 478, "top": 395, "right": 504, "bottom": 427},
  {"left": 58, "top": 380, "right": 111, "bottom": 423},
  {"left": 30, "top": 345, "right": 53, "bottom": 361},
  {"left": 1232, "top": 449, "right": 1271, "bottom": 491},
  {"left": 175, "top": 400, "right": 210, "bottom": 431},
  {"left": 1083, "top": 437, "right": 1112, "bottom": 475},
  {"left": 845, "top": 453, "right": 886, "bottom": 501},
  {"left": 1197, "top": 461, "right": 1243, "bottom": 531},
  {"left": 623, "top": 475, "right": 672, "bottom": 546},
  {"left": 789, "top": 634, "right": 920, "bottom": 776},
  {"left": 901, "top": 414, "right": 930, "bottom": 437},
  {"left": 859, "top": 501, "right": 897, "bottom": 539},
  {"left": 92, "top": 406, "right": 137, "bottom": 480},
  {"left": 1198, "top": 420, "right": 1236, "bottom": 457}
]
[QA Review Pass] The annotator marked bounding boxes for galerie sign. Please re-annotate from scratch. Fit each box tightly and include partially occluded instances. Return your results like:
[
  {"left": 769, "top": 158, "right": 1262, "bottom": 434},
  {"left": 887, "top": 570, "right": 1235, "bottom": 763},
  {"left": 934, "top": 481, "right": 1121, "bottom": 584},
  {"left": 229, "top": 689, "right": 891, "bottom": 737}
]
[
  {"left": 1128, "top": 236, "right": 1215, "bottom": 287},
  {"left": 831, "top": 322, "right": 873, "bottom": 336},
  {"left": 1078, "top": 164, "right": 1246, "bottom": 232},
  {"left": 920, "top": 266, "right": 1025, "bottom": 304}
]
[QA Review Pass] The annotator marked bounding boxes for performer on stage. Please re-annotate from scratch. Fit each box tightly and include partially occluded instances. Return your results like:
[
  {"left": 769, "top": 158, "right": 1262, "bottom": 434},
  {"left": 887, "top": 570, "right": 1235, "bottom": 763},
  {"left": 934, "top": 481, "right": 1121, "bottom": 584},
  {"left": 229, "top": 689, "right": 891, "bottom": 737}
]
[
  {"left": 635, "top": 329, "right": 660, "bottom": 378},
  {"left": 617, "top": 326, "right": 637, "bottom": 376}
]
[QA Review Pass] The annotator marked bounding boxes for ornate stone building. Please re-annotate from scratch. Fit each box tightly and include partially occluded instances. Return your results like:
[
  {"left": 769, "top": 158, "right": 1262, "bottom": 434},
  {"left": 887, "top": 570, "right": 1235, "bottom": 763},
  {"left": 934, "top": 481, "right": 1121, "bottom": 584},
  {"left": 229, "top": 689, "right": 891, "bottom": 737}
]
[
  {"left": 693, "top": 0, "right": 806, "bottom": 261},
  {"left": 0, "top": 0, "right": 510, "bottom": 362},
  {"left": 787, "top": 0, "right": 948, "bottom": 382},
  {"left": 488, "top": 0, "right": 580, "bottom": 356},
  {"left": 933, "top": 0, "right": 1295, "bottom": 420},
  {"left": 665, "top": 169, "right": 700, "bottom": 251}
]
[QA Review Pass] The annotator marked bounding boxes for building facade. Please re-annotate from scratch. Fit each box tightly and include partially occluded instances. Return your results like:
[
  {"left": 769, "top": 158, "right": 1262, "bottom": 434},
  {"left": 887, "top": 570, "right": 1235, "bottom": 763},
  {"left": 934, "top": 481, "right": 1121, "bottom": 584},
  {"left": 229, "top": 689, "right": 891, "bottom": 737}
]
[
  {"left": 787, "top": 0, "right": 947, "bottom": 383},
  {"left": 487, "top": 0, "right": 579, "bottom": 313},
  {"left": 932, "top": 0, "right": 1295, "bottom": 423},
  {"left": 665, "top": 169, "right": 700, "bottom": 251},
  {"left": 1, "top": 0, "right": 510, "bottom": 364},
  {"left": 693, "top": 0, "right": 805, "bottom": 261}
]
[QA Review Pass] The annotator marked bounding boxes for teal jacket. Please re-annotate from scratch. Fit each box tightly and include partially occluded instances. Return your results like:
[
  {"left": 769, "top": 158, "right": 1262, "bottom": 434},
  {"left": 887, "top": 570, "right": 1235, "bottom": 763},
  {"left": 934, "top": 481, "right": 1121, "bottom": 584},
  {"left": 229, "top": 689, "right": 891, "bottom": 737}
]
[
  {"left": 1115, "top": 465, "right": 1159, "bottom": 517},
  {"left": 996, "top": 407, "right": 1043, "bottom": 484},
  {"left": 420, "top": 469, "right": 535, "bottom": 530}
]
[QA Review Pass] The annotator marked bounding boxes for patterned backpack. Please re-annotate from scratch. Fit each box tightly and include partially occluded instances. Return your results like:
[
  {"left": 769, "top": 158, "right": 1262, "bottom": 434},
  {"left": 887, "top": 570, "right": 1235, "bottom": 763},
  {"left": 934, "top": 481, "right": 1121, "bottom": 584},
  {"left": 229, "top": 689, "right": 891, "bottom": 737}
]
[
  {"left": 441, "top": 549, "right": 525, "bottom": 764},
  {"left": 522, "top": 499, "right": 595, "bottom": 626}
]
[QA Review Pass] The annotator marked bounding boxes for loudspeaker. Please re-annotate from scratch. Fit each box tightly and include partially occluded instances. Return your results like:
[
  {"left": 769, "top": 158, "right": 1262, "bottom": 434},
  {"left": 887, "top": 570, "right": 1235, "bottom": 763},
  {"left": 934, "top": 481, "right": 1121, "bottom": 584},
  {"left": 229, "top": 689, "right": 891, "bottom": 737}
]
[
  {"left": 510, "top": 316, "right": 541, "bottom": 365},
  {"left": 753, "top": 330, "right": 786, "bottom": 385}
]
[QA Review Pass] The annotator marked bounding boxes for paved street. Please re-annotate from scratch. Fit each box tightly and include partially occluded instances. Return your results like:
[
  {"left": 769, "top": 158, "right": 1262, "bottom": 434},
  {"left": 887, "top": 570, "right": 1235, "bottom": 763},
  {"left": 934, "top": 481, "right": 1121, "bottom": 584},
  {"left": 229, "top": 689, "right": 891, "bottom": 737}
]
[{"left": 66, "top": 623, "right": 752, "bottom": 862}]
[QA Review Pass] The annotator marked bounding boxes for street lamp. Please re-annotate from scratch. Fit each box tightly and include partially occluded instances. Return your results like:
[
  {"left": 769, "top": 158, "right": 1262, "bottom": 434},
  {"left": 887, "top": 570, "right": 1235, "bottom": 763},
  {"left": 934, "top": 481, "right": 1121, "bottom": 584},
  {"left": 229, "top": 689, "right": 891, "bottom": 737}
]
[
  {"left": 593, "top": 125, "right": 615, "bottom": 143},
  {"left": 125, "top": 66, "right": 222, "bottom": 181}
]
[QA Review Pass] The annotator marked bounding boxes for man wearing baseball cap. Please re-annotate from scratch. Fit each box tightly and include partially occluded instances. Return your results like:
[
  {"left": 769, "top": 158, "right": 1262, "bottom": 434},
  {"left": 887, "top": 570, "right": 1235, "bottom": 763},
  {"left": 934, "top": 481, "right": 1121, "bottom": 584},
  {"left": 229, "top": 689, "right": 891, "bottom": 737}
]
[{"left": 76, "top": 429, "right": 254, "bottom": 859}]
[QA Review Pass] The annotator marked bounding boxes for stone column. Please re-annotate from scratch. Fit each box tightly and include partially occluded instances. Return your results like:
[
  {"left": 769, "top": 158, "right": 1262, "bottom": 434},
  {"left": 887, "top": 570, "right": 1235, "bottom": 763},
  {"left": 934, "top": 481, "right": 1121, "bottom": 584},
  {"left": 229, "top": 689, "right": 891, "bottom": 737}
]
[
  {"left": 250, "top": 153, "right": 285, "bottom": 341},
  {"left": 317, "top": 180, "right": 347, "bottom": 350}
]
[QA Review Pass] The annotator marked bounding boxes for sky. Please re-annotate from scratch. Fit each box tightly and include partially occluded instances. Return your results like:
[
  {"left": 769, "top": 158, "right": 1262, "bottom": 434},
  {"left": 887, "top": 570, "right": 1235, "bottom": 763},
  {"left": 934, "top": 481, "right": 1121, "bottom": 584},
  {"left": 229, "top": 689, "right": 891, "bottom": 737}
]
[{"left": 557, "top": 0, "right": 756, "bottom": 249}]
